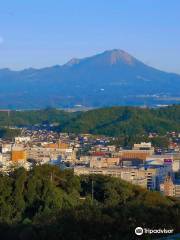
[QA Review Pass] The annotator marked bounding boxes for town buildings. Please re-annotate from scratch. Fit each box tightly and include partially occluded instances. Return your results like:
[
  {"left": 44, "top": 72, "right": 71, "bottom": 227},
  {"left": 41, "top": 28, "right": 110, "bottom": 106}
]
[{"left": 0, "top": 128, "right": 179, "bottom": 197}]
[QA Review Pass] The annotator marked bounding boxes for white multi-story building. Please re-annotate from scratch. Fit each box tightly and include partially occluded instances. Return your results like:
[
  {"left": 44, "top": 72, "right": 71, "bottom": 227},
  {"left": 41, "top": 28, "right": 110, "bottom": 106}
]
[{"left": 27, "top": 146, "right": 76, "bottom": 163}]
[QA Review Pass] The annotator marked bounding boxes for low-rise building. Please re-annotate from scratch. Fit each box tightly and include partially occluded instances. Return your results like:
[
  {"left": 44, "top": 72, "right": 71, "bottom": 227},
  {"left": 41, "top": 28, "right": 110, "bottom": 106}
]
[
  {"left": 89, "top": 157, "right": 120, "bottom": 168},
  {"left": 74, "top": 166, "right": 158, "bottom": 189},
  {"left": 11, "top": 146, "right": 27, "bottom": 162},
  {"left": 27, "top": 146, "right": 76, "bottom": 163},
  {"left": 133, "top": 142, "right": 154, "bottom": 154},
  {"left": 160, "top": 176, "right": 175, "bottom": 197}
]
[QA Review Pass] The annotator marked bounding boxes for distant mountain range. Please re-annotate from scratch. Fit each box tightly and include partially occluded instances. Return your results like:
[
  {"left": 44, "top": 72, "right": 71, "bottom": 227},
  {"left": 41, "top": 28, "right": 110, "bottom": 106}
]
[{"left": 0, "top": 49, "right": 180, "bottom": 109}]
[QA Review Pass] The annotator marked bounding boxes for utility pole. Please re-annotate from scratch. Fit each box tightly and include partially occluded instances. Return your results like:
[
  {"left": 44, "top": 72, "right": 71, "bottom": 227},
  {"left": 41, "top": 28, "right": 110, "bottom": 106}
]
[
  {"left": 91, "top": 179, "right": 94, "bottom": 203},
  {"left": 50, "top": 171, "right": 53, "bottom": 182},
  {"left": 7, "top": 110, "right": 10, "bottom": 128}
]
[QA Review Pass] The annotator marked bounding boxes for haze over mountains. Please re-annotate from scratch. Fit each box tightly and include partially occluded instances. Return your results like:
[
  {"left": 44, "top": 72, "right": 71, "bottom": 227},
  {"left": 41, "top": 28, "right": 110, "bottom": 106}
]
[{"left": 0, "top": 49, "right": 180, "bottom": 109}]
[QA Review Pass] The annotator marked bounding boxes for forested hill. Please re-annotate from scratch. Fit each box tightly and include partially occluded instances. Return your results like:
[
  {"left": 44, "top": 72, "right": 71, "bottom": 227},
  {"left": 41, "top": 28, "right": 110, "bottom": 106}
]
[
  {"left": 0, "top": 108, "right": 75, "bottom": 126},
  {"left": 0, "top": 105, "right": 180, "bottom": 137},
  {"left": 59, "top": 105, "right": 180, "bottom": 136},
  {"left": 0, "top": 165, "right": 180, "bottom": 239}
]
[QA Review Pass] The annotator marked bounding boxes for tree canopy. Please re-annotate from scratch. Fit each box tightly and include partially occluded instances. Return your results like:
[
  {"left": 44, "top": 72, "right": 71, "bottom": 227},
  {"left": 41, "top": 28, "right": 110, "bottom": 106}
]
[
  {"left": 0, "top": 105, "right": 179, "bottom": 138},
  {"left": 0, "top": 165, "right": 179, "bottom": 239}
]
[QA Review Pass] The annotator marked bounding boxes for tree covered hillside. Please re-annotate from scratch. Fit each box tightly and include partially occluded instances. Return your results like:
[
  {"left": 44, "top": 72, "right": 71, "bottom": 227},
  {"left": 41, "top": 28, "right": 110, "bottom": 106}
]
[
  {"left": 0, "top": 165, "right": 180, "bottom": 239},
  {"left": 60, "top": 105, "right": 180, "bottom": 136},
  {"left": 0, "top": 108, "right": 75, "bottom": 126},
  {"left": 0, "top": 105, "right": 179, "bottom": 137}
]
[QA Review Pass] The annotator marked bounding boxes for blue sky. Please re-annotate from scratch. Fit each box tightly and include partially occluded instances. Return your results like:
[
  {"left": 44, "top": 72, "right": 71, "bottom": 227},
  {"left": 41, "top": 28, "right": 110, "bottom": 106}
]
[{"left": 0, "top": 0, "right": 180, "bottom": 73}]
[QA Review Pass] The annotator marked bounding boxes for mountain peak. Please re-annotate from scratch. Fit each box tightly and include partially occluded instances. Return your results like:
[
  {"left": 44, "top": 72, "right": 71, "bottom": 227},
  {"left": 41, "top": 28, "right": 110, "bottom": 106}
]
[
  {"left": 0, "top": 48, "right": 180, "bottom": 108},
  {"left": 103, "top": 49, "right": 135, "bottom": 65},
  {"left": 63, "top": 49, "right": 136, "bottom": 68}
]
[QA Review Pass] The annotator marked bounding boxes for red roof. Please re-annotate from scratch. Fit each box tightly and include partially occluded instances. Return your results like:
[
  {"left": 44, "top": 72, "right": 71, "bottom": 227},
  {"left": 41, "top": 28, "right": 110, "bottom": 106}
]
[{"left": 92, "top": 152, "right": 107, "bottom": 157}]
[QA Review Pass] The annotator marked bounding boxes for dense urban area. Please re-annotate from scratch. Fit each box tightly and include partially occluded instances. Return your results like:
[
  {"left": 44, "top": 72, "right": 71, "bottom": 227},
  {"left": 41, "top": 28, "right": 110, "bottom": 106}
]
[{"left": 0, "top": 105, "right": 180, "bottom": 239}]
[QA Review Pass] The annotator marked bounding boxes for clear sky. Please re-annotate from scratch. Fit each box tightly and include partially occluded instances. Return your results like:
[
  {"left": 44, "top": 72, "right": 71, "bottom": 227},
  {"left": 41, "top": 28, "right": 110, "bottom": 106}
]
[{"left": 0, "top": 0, "right": 180, "bottom": 73}]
